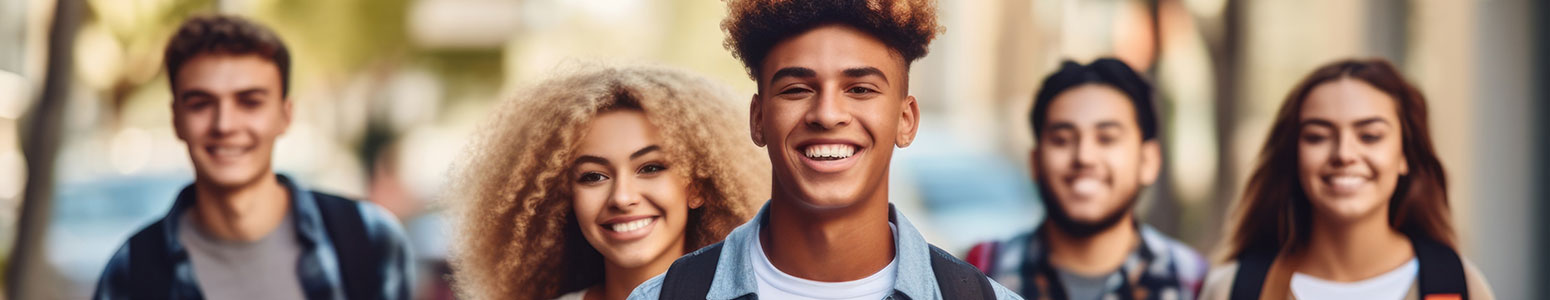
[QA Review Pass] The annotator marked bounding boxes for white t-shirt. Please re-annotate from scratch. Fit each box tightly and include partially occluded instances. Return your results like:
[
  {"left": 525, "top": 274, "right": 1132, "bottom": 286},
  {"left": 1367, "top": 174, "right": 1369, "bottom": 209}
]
[
  {"left": 1290, "top": 258, "right": 1418, "bottom": 300},
  {"left": 553, "top": 289, "right": 586, "bottom": 300},
  {"left": 750, "top": 226, "right": 898, "bottom": 299}
]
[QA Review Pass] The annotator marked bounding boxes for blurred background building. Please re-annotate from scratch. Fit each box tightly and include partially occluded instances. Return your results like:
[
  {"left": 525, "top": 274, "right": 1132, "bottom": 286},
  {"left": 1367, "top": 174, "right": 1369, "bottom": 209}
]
[{"left": 0, "top": 0, "right": 1544, "bottom": 299}]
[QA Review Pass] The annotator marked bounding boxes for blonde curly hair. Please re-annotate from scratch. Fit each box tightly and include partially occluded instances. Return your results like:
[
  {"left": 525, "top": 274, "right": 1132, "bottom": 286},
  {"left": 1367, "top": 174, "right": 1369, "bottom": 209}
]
[{"left": 447, "top": 63, "right": 768, "bottom": 300}]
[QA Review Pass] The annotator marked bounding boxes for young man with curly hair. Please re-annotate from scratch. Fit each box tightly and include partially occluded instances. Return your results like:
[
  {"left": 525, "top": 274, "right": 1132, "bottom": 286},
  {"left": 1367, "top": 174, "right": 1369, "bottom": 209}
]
[
  {"left": 93, "top": 15, "right": 412, "bottom": 300},
  {"left": 630, "top": 1, "right": 1019, "bottom": 299}
]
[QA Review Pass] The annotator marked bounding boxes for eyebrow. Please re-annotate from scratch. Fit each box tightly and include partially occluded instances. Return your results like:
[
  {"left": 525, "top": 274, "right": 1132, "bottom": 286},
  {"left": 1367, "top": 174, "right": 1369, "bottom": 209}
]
[
  {"left": 1353, "top": 117, "right": 1391, "bottom": 128},
  {"left": 1095, "top": 121, "right": 1125, "bottom": 131},
  {"left": 1047, "top": 122, "right": 1076, "bottom": 133},
  {"left": 236, "top": 88, "right": 270, "bottom": 98},
  {"left": 630, "top": 145, "right": 660, "bottom": 159},
  {"left": 842, "top": 67, "right": 888, "bottom": 83},
  {"left": 178, "top": 90, "right": 216, "bottom": 101},
  {"left": 574, "top": 145, "right": 662, "bottom": 167},
  {"left": 1299, "top": 117, "right": 1390, "bottom": 129},
  {"left": 769, "top": 67, "right": 817, "bottom": 83}
]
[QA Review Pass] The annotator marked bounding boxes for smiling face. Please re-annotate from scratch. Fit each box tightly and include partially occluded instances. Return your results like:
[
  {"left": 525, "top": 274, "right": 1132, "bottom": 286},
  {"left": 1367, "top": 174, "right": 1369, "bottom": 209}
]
[
  {"left": 570, "top": 110, "right": 700, "bottom": 270},
  {"left": 750, "top": 24, "right": 920, "bottom": 209},
  {"left": 172, "top": 54, "right": 292, "bottom": 189},
  {"left": 1297, "top": 78, "right": 1408, "bottom": 223},
  {"left": 1033, "top": 84, "right": 1159, "bottom": 232}
]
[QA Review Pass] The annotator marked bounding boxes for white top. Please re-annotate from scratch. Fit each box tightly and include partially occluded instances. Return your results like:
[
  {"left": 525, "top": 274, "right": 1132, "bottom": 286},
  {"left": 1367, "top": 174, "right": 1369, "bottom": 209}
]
[
  {"left": 1291, "top": 258, "right": 1418, "bottom": 300},
  {"left": 553, "top": 289, "right": 587, "bottom": 300},
  {"left": 750, "top": 225, "right": 899, "bottom": 299}
]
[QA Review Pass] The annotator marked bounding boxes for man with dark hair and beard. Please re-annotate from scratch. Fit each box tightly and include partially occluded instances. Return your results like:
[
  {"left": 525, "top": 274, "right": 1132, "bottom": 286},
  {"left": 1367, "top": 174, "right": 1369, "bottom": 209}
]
[{"left": 964, "top": 58, "right": 1207, "bottom": 300}]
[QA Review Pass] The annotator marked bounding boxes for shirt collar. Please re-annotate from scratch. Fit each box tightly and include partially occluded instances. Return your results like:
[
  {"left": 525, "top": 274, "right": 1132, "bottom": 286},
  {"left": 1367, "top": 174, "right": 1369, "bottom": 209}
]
[
  {"left": 161, "top": 174, "right": 326, "bottom": 253},
  {"left": 706, "top": 201, "right": 941, "bottom": 300}
]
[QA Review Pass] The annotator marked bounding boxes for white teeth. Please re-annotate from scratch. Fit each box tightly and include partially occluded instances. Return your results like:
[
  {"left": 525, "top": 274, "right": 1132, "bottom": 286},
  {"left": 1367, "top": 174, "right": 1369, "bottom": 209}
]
[
  {"left": 803, "top": 144, "right": 856, "bottom": 159},
  {"left": 1330, "top": 175, "right": 1365, "bottom": 189},
  {"left": 210, "top": 146, "right": 247, "bottom": 157},
  {"left": 609, "top": 218, "right": 653, "bottom": 232},
  {"left": 1071, "top": 178, "right": 1103, "bottom": 197}
]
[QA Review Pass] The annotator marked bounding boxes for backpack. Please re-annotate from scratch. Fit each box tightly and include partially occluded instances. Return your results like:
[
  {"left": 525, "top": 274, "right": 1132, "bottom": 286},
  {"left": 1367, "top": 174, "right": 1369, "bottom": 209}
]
[
  {"left": 656, "top": 243, "right": 997, "bottom": 299},
  {"left": 126, "top": 193, "right": 383, "bottom": 299},
  {"left": 1228, "top": 236, "right": 1468, "bottom": 300}
]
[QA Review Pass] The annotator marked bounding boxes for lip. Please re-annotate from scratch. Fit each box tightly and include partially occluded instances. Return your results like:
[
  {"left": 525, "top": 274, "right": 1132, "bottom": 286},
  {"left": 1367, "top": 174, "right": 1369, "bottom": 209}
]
[
  {"left": 1320, "top": 173, "right": 1370, "bottom": 196},
  {"left": 203, "top": 144, "right": 255, "bottom": 162},
  {"left": 793, "top": 139, "right": 865, "bottom": 174},
  {"left": 598, "top": 215, "right": 658, "bottom": 241}
]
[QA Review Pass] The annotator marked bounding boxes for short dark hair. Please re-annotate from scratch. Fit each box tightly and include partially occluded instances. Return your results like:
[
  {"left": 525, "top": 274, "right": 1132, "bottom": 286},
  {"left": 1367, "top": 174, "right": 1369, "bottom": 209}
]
[
  {"left": 722, "top": 0, "right": 941, "bottom": 82},
  {"left": 164, "top": 14, "right": 291, "bottom": 98},
  {"left": 1029, "top": 58, "right": 1158, "bottom": 141}
]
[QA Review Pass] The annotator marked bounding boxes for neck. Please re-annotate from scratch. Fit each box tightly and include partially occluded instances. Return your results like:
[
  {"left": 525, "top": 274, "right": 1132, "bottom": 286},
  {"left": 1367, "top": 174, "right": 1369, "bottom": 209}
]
[
  {"left": 1298, "top": 210, "right": 1414, "bottom": 282},
  {"left": 1044, "top": 214, "right": 1138, "bottom": 276},
  {"left": 760, "top": 184, "right": 894, "bottom": 282},
  {"left": 593, "top": 242, "right": 684, "bottom": 300},
  {"left": 190, "top": 173, "right": 291, "bottom": 242}
]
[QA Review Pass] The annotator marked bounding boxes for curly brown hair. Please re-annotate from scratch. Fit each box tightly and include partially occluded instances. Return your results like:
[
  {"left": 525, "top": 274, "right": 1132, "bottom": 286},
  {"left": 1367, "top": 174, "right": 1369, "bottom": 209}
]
[
  {"left": 447, "top": 63, "right": 768, "bottom": 300},
  {"left": 722, "top": 0, "right": 943, "bottom": 81}
]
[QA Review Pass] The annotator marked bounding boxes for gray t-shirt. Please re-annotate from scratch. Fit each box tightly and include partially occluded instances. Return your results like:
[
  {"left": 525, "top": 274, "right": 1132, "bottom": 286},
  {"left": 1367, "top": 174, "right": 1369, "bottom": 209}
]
[
  {"left": 1055, "top": 268, "right": 1116, "bottom": 300},
  {"left": 179, "top": 212, "right": 307, "bottom": 300}
]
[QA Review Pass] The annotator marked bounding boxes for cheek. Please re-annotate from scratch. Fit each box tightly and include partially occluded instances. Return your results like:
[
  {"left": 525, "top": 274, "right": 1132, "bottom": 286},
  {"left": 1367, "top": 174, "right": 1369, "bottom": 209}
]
[
  {"left": 570, "top": 186, "right": 608, "bottom": 221},
  {"left": 1297, "top": 143, "right": 1328, "bottom": 178}
]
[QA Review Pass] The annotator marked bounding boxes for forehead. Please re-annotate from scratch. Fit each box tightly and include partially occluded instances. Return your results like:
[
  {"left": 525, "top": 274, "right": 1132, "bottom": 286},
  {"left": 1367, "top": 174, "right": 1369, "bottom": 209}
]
[
  {"left": 758, "top": 24, "right": 906, "bottom": 82},
  {"left": 1045, "top": 84, "right": 1137, "bottom": 127},
  {"left": 1300, "top": 79, "right": 1398, "bottom": 122},
  {"left": 578, "top": 110, "right": 662, "bottom": 156},
  {"left": 174, "top": 53, "right": 282, "bottom": 93}
]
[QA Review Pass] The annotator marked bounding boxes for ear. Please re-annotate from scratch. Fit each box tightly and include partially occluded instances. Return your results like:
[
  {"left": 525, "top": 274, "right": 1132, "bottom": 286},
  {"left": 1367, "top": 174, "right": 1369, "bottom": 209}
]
[
  {"left": 1028, "top": 149, "right": 1042, "bottom": 181},
  {"left": 687, "top": 183, "right": 706, "bottom": 209},
  {"left": 1139, "top": 140, "right": 1162, "bottom": 186},
  {"left": 749, "top": 94, "right": 765, "bottom": 147},
  {"left": 171, "top": 100, "right": 188, "bottom": 141},
  {"left": 895, "top": 95, "right": 920, "bottom": 148},
  {"left": 280, "top": 98, "right": 294, "bottom": 134}
]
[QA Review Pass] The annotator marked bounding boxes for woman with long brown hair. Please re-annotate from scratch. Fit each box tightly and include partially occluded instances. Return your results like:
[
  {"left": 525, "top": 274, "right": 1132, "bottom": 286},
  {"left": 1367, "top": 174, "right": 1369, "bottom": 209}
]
[
  {"left": 1200, "top": 59, "right": 1494, "bottom": 300},
  {"left": 446, "top": 63, "right": 767, "bottom": 300}
]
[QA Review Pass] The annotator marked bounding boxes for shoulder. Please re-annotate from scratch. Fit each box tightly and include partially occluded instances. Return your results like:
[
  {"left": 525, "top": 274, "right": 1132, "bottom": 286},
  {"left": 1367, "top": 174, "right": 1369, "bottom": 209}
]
[
  {"left": 627, "top": 273, "right": 665, "bottom": 300},
  {"left": 966, "top": 230, "right": 1036, "bottom": 277},
  {"left": 1198, "top": 261, "right": 1240, "bottom": 300},
  {"left": 95, "top": 219, "right": 170, "bottom": 298},
  {"left": 314, "top": 193, "right": 411, "bottom": 247}
]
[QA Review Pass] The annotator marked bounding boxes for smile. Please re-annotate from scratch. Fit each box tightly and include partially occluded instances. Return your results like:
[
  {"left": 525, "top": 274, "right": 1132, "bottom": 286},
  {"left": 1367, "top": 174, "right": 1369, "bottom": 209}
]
[{"left": 796, "top": 143, "right": 863, "bottom": 173}]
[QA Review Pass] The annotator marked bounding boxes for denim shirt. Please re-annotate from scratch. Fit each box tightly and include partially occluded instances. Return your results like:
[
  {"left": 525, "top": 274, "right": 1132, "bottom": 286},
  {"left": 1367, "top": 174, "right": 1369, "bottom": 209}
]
[
  {"left": 629, "top": 201, "right": 1021, "bottom": 300},
  {"left": 93, "top": 174, "right": 414, "bottom": 300}
]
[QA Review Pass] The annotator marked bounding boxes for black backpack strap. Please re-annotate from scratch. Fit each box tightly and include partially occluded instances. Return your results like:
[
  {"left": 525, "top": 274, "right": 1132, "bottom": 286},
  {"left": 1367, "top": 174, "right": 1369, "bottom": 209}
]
[
  {"left": 126, "top": 221, "right": 173, "bottom": 299},
  {"left": 1412, "top": 236, "right": 1469, "bottom": 299},
  {"left": 658, "top": 243, "right": 725, "bottom": 299},
  {"left": 1228, "top": 249, "right": 1276, "bottom": 300},
  {"left": 928, "top": 245, "right": 997, "bottom": 299},
  {"left": 315, "top": 194, "right": 380, "bottom": 300}
]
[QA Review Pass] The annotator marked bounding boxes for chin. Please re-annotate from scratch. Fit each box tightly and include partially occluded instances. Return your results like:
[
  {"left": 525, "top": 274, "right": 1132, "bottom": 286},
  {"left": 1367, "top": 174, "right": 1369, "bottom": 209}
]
[{"left": 199, "top": 167, "right": 267, "bottom": 188}]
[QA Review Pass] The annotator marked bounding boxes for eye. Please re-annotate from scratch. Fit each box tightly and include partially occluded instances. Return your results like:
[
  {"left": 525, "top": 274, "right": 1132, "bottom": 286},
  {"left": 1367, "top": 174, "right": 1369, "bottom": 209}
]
[
  {"left": 845, "top": 86, "right": 878, "bottom": 95},
  {"left": 778, "top": 87, "right": 814, "bottom": 98},
  {"left": 1301, "top": 132, "right": 1328, "bottom": 144},
  {"left": 239, "top": 97, "right": 264, "bottom": 108},
  {"left": 185, "top": 98, "right": 212, "bottom": 110},
  {"left": 638, "top": 163, "right": 667, "bottom": 174},
  {"left": 1359, "top": 133, "right": 1383, "bottom": 143},
  {"left": 576, "top": 172, "right": 609, "bottom": 183}
]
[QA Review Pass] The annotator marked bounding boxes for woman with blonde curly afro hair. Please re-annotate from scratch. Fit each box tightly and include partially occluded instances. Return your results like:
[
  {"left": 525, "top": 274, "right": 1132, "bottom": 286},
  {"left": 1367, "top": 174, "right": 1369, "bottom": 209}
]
[{"left": 447, "top": 63, "right": 768, "bottom": 300}]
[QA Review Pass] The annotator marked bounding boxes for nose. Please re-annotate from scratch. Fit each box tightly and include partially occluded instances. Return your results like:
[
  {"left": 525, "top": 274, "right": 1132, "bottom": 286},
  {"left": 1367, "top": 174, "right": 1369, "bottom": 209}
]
[
  {"left": 804, "top": 89, "right": 851, "bottom": 130},
  {"left": 1072, "top": 135, "right": 1099, "bottom": 169},
  {"left": 1330, "top": 131, "right": 1359, "bottom": 166},
  {"left": 212, "top": 100, "right": 237, "bottom": 137},
  {"left": 608, "top": 174, "right": 641, "bottom": 209}
]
